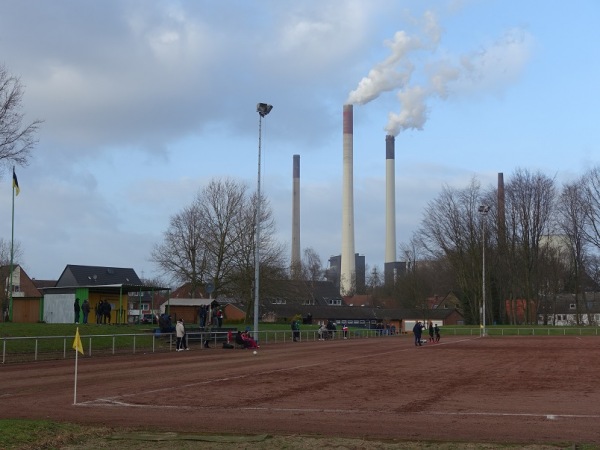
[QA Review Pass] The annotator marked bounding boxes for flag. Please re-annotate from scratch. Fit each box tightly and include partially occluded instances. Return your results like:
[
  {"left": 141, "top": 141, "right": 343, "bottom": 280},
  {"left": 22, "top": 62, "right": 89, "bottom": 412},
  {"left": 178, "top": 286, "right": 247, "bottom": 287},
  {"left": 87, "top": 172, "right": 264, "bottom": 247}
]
[
  {"left": 12, "top": 169, "right": 20, "bottom": 196},
  {"left": 73, "top": 327, "right": 84, "bottom": 355}
]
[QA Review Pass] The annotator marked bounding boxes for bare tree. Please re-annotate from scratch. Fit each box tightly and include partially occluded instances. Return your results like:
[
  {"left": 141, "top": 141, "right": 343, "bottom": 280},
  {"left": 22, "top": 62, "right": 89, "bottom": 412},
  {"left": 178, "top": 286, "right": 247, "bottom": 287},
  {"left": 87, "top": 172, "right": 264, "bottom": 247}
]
[
  {"left": 504, "top": 169, "right": 556, "bottom": 324},
  {"left": 366, "top": 265, "right": 383, "bottom": 306},
  {"left": 418, "top": 178, "right": 484, "bottom": 324},
  {"left": 151, "top": 202, "right": 210, "bottom": 295},
  {"left": 301, "top": 247, "right": 324, "bottom": 283},
  {"left": 198, "top": 178, "right": 247, "bottom": 296},
  {"left": 0, "top": 65, "right": 42, "bottom": 172},
  {"left": 153, "top": 178, "right": 286, "bottom": 323},
  {"left": 580, "top": 167, "right": 600, "bottom": 250},
  {"left": 555, "top": 181, "right": 592, "bottom": 324}
]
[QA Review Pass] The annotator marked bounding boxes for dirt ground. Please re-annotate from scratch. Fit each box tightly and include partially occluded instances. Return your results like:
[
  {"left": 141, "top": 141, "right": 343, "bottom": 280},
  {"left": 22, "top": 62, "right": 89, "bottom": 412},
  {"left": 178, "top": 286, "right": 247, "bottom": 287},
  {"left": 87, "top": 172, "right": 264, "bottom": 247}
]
[{"left": 1, "top": 335, "right": 599, "bottom": 448}]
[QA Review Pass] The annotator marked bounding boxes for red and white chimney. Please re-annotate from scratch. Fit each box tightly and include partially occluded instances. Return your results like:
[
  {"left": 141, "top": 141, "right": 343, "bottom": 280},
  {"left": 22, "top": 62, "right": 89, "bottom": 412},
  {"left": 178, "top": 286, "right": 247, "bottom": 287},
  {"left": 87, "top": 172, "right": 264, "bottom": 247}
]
[
  {"left": 341, "top": 104, "right": 356, "bottom": 295},
  {"left": 385, "top": 135, "right": 396, "bottom": 264}
]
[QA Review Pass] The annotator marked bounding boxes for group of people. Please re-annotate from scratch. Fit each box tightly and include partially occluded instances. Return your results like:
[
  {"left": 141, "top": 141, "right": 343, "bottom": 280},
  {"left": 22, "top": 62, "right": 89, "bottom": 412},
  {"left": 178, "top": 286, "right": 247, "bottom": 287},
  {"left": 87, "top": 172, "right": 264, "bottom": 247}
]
[
  {"left": 235, "top": 330, "right": 259, "bottom": 349},
  {"left": 413, "top": 321, "right": 441, "bottom": 346},
  {"left": 197, "top": 305, "right": 224, "bottom": 328},
  {"left": 318, "top": 320, "right": 337, "bottom": 340},
  {"left": 73, "top": 298, "right": 92, "bottom": 324},
  {"left": 94, "top": 300, "right": 112, "bottom": 324}
]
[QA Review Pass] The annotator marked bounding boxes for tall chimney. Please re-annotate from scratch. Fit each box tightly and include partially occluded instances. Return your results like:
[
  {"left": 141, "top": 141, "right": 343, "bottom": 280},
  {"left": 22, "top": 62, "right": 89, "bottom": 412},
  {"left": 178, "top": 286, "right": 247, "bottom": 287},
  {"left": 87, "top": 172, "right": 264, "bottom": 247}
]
[
  {"left": 341, "top": 104, "right": 356, "bottom": 295},
  {"left": 291, "top": 154, "right": 301, "bottom": 277},
  {"left": 385, "top": 135, "right": 396, "bottom": 264}
]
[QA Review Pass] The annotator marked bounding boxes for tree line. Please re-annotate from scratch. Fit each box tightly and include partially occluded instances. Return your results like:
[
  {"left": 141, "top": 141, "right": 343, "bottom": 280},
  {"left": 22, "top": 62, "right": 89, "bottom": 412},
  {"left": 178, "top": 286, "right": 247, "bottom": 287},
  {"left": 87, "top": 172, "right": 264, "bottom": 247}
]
[{"left": 378, "top": 168, "right": 600, "bottom": 325}]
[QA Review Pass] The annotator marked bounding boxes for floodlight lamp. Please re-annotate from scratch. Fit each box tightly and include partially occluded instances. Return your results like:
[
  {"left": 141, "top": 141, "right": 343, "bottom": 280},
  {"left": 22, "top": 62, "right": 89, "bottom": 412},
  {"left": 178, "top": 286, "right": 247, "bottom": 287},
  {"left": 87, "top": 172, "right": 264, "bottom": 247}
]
[
  {"left": 257, "top": 103, "right": 273, "bottom": 117},
  {"left": 478, "top": 205, "right": 490, "bottom": 214}
]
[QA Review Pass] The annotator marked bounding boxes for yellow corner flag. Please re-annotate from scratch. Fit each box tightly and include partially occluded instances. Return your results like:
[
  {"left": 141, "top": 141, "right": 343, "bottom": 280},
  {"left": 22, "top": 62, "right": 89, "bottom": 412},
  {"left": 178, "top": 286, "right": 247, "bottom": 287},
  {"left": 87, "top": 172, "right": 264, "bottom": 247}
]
[
  {"left": 73, "top": 327, "right": 84, "bottom": 355},
  {"left": 12, "top": 168, "right": 20, "bottom": 196}
]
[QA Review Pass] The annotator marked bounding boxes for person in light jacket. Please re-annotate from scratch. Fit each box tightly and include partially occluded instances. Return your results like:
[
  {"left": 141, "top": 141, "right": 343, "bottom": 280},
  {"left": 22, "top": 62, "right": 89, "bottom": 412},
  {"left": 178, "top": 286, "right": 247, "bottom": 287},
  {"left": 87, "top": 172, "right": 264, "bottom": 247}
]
[{"left": 175, "top": 319, "right": 189, "bottom": 351}]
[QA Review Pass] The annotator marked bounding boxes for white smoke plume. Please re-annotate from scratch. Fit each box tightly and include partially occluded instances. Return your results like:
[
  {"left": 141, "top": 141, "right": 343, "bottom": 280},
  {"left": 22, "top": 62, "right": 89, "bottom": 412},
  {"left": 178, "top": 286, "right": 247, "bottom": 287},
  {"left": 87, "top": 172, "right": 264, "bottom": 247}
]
[
  {"left": 346, "top": 11, "right": 441, "bottom": 105},
  {"left": 384, "top": 28, "right": 533, "bottom": 136}
]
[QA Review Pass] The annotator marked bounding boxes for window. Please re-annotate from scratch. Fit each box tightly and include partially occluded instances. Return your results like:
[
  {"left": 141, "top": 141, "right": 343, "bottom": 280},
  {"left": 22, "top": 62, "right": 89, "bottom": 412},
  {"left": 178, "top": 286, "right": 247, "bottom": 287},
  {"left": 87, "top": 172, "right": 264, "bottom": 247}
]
[
  {"left": 569, "top": 303, "right": 576, "bottom": 310},
  {"left": 12, "top": 285, "right": 20, "bottom": 292}
]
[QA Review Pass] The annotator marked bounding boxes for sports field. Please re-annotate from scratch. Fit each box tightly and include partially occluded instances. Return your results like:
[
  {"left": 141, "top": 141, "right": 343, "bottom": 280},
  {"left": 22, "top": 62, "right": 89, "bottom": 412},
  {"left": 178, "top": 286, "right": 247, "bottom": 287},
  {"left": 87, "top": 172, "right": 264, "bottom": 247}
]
[{"left": 1, "top": 335, "right": 599, "bottom": 447}]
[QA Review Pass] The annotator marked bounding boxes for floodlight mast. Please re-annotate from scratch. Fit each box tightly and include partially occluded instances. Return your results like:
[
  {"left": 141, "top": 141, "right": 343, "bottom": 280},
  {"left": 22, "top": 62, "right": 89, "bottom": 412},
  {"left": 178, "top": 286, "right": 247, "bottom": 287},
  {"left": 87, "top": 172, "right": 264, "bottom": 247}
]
[
  {"left": 254, "top": 103, "right": 272, "bottom": 342},
  {"left": 478, "top": 205, "right": 491, "bottom": 336}
]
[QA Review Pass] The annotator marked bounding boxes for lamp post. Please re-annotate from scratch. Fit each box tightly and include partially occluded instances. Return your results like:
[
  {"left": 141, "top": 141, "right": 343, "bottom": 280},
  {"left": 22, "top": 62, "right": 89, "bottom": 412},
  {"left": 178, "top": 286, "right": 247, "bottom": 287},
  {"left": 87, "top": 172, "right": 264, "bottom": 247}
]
[
  {"left": 254, "top": 103, "right": 273, "bottom": 342},
  {"left": 478, "top": 205, "right": 490, "bottom": 336}
]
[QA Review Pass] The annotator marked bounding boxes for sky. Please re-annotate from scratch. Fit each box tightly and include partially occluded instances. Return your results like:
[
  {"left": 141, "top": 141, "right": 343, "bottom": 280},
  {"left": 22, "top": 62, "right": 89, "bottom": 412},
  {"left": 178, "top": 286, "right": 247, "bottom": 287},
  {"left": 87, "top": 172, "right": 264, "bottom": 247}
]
[{"left": 0, "top": 0, "right": 599, "bottom": 283}]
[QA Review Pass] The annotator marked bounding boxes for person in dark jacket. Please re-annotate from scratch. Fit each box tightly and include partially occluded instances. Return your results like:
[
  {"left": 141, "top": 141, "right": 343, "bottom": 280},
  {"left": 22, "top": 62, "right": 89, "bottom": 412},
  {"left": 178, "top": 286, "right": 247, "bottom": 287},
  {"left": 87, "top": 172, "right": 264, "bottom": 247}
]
[
  {"left": 81, "top": 300, "right": 90, "bottom": 324},
  {"left": 413, "top": 321, "right": 424, "bottom": 346},
  {"left": 74, "top": 298, "right": 81, "bottom": 324},
  {"left": 291, "top": 320, "right": 300, "bottom": 342}
]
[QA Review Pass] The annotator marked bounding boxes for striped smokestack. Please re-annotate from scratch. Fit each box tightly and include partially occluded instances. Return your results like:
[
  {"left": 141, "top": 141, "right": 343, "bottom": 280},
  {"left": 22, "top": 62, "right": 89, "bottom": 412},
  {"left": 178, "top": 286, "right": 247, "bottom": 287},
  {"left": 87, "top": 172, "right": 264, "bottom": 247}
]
[
  {"left": 385, "top": 135, "right": 396, "bottom": 263},
  {"left": 341, "top": 104, "right": 356, "bottom": 295},
  {"left": 291, "top": 154, "right": 301, "bottom": 277}
]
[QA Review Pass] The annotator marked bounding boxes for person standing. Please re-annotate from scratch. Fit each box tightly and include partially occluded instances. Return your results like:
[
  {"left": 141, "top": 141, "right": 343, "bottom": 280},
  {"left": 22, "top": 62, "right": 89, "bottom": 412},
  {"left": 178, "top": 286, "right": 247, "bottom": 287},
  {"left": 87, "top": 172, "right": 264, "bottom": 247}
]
[
  {"left": 175, "top": 319, "right": 188, "bottom": 351},
  {"left": 95, "top": 301, "right": 102, "bottom": 324},
  {"left": 216, "top": 309, "right": 223, "bottom": 328},
  {"left": 434, "top": 324, "right": 441, "bottom": 343},
  {"left": 318, "top": 324, "right": 328, "bottom": 340},
  {"left": 81, "top": 299, "right": 90, "bottom": 324},
  {"left": 103, "top": 301, "right": 112, "bottom": 324},
  {"left": 199, "top": 305, "right": 207, "bottom": 328},
  {"left": 413, "top": 321, "right": 424, "bottom": 346},
  {"left": 73, "top": 298, "right": 81, "bottom": 324},
  {"left": 428, "top": 321, "right": 434, "bottom": 342},
  {"left": 291, "top": 320, "right": 300, "bottom": 342}
]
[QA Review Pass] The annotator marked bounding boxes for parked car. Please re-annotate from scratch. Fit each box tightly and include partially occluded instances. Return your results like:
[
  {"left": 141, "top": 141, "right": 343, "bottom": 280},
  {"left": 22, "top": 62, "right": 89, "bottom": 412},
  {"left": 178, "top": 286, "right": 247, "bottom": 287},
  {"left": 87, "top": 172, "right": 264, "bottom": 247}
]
[{"left": 140, "top": 313, "right": 158, "bottom": 324}]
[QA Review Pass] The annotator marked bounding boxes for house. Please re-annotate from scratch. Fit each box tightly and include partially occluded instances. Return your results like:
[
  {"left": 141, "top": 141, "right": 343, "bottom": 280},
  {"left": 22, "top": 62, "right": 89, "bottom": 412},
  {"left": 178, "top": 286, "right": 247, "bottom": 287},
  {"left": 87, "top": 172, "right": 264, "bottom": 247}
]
[
  {"left": 40, "top": 264, "right": 168, "bottom": 324},
  {"left": 158, "top": 295, "right": 245, "bottom": 326},
  {"left": 537, "top": 293, "right": 600, "bottom": 326},
  {"left": 258, "top": 279, "right": 464, "bottom": 332},
  {"left": 1, "top": 265, "right": 43, "bottom": 323}
]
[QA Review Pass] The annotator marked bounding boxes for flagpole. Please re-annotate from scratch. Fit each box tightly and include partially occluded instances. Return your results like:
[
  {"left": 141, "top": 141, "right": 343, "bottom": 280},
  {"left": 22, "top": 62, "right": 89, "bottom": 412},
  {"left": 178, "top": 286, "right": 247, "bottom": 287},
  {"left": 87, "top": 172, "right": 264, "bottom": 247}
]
[
  {"left": 74, "top": 346, "right": 79, "bottom": 405},
  {"left": 72, "top": 327, "right": 83, "bottom": 405},
  {"left": 8, "top": 166, "right": 16, "bottom": 322}
]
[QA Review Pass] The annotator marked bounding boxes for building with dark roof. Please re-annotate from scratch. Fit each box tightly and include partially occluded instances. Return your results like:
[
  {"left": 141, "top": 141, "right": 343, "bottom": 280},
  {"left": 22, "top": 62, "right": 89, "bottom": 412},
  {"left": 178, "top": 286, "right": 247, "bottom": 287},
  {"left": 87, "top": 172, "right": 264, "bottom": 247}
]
[{"left": 40, "top": 264, "right": 167, "bottom": 324}]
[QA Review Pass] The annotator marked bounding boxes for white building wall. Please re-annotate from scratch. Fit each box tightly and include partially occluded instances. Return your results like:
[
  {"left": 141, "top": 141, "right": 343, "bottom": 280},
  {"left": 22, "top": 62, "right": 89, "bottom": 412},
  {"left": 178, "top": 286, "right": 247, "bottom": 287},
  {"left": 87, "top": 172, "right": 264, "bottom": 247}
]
[{"left": 43, "top": 293, "right": 76, "bottom": 324}]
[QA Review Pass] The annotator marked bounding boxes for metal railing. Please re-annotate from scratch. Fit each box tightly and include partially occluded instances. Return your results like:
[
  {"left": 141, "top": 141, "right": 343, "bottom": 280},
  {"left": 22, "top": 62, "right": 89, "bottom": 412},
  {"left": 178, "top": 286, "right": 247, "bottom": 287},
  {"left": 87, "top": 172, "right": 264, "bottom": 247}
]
[
  {"left": 443, "top": 327, "right": 600, "bottom": 337},
  {"left": 0, "top": 328, "right": 395, "bottom": 364},
  {"left": 4, "top": 327, "right": 597, "bottom": 364}
]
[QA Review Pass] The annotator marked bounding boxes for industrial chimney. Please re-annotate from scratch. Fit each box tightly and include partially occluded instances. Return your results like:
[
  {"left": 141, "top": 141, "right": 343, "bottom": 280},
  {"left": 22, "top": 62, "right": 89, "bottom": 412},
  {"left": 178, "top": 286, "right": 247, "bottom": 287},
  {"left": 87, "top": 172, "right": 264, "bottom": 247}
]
[
  {"left": 291, "top": 154, "right": 301, "bottom": 278},
  {"left": 385, "top": 135, "right": 396, "bottom": 264},
  {"left": 341, "top": 104, "right": 356, "bottom": 295}
]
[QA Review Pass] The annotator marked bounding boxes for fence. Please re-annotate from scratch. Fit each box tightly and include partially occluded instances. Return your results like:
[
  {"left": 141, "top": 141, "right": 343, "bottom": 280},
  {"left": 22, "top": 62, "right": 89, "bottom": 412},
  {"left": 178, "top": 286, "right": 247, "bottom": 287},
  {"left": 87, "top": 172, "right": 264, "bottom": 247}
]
[
  {"left": 3, "top": 327, "right": 599, "bottom": 364},
  {"left": 443, "top": 327, "right": 600, "bottom": 337},
  {"left": 0, "top": 328, "right": 390, "bottom": 364}
]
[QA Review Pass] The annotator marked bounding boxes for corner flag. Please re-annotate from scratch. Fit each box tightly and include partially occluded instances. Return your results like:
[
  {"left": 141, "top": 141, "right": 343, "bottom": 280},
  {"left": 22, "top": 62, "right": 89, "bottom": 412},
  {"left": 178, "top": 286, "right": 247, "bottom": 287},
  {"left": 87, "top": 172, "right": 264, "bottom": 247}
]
[
  {"left": 73, "top": 327, "right": 84, "bottom": 355},
  {"left": 12, "top": 168, "right": 20, "bottom": 196}
]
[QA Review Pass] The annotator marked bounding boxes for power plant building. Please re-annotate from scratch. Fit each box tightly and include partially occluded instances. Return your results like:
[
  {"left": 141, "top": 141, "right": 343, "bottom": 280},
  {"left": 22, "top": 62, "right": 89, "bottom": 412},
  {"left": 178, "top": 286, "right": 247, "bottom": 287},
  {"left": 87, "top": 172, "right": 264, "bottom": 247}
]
[{"left": 327, "top": 254, "right": 366, "bottom": 295}]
